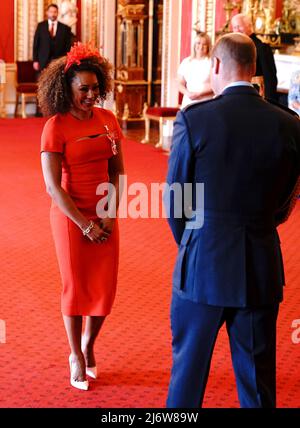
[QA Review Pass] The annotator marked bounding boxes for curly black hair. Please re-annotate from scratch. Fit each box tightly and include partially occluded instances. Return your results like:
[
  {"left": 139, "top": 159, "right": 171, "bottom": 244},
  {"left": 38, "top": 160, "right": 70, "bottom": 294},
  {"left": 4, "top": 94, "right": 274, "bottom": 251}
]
[{"left": 37, "top": 55, "right": 113, "bottom": 116}]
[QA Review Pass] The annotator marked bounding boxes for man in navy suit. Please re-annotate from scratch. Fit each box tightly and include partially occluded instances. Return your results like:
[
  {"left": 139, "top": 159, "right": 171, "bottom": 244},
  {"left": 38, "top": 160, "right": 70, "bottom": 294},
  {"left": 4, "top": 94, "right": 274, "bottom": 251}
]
[
  {"left": 33, "top": 3, "right": 72, "bottom": 71},
  {"left": 165, "top": 33, "right": 300, "bottom": 408}
]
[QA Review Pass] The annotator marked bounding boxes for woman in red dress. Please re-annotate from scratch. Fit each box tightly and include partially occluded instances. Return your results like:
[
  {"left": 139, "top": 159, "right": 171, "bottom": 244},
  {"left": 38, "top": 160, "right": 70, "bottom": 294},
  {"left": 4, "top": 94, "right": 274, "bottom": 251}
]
[{"left": 38, "top": 43, "right": 124, "bottom": 390}]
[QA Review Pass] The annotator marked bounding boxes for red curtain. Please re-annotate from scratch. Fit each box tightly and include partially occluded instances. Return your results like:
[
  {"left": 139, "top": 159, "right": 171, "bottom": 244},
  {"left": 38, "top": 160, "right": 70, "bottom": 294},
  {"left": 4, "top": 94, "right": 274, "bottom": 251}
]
[
  {"left": 215, "top": 0, "right": 227, "bottom": 33},
  {"left": 76, "top": 0, "right": 81, "bottom": 42},
  {"left": 0, "top": 0, "right": 14, "bottom": 62},
  {"left": 180, "top": 0, "right": 193, "bottom": 61},
  {"left": 276, "top": 0, "right": 283, "bottom": 18}
]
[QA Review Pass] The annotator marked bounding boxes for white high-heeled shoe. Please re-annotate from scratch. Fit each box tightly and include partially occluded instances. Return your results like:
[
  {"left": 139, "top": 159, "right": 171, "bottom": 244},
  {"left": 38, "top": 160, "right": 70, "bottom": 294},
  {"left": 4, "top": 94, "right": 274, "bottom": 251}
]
[
  {"left": 86, "top": 366, "right": 98, "bottom": 379},
  {"left": 82, "top": 336, "right": 98, "bottom": 379},
  {"left": 69, "top": 355, "right": 89, "bottom": 391}
]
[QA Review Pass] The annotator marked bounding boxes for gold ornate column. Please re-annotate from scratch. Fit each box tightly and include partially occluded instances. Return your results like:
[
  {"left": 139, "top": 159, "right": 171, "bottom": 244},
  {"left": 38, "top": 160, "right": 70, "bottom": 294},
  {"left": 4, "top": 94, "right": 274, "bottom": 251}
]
[
  {"left": 81, "top": 0, "right": 116, "bottom": 61},
  {"left": 81, "top": 0, "right": 101, "bottom": 47},
  {"left": 161, "top": 0, "right": 174, "bottom": 107},
  {"left": 265, "top": 1, "right": 276, "bottom": 34},
  {"left": 15, "top": 0, "right": 44, "bottom": 61},
  {"left": 195, "top": 0, "right": 216, "bottom": 42}
]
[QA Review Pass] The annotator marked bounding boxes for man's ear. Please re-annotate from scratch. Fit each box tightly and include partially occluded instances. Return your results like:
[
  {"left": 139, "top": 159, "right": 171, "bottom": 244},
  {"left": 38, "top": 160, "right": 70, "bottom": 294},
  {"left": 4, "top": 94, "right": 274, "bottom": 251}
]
[{"left": 212, "top": 56, "right": 221, "bottom": 75}]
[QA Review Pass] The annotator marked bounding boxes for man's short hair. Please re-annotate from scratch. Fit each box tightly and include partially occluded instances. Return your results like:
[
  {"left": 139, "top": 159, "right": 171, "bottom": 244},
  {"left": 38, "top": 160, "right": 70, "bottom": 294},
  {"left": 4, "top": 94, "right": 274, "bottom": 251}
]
[
  {"left": 47, "top": 3, "right": 58, "bottom": 10},
  {"left": 212, "top": 33, "right": 256, "bottom": 72}
]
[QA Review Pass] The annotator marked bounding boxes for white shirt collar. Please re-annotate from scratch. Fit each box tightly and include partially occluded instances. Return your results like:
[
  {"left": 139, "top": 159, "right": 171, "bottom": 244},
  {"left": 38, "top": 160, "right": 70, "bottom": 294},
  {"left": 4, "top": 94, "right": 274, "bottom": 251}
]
[
  {"left": 222, "top": 81, "right": 253, "bottom": 92},
  {"left": 48, "top": 19, "right": 58, "bottom": 26}
]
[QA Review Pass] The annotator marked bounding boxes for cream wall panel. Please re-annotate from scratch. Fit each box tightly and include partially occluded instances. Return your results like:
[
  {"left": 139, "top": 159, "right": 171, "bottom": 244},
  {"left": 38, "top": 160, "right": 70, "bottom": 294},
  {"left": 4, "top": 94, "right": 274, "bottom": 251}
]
[{"left": 161, "top": 0, "right": 181, "bottom": 107}]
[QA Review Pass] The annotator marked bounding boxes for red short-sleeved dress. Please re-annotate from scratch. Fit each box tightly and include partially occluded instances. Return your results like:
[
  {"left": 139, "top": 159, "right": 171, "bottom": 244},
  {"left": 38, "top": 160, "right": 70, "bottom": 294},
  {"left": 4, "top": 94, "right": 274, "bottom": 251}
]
[{"left": 41, "top": 107, "right": 123, "bottom": 316}]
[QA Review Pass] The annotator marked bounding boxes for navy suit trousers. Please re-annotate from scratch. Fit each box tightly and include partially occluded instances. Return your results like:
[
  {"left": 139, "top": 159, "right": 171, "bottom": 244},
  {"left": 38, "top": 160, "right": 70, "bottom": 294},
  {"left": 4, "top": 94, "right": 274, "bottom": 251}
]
[{"left": 167, "top": 292, "right": 279, "bottom": 408}]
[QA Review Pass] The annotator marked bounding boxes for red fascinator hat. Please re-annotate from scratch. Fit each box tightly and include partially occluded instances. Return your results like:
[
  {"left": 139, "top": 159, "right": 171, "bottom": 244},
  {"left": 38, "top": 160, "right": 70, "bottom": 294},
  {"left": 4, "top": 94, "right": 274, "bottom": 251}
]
[{"left": 64, "top": 42, "right": 103, "bottom": 73}]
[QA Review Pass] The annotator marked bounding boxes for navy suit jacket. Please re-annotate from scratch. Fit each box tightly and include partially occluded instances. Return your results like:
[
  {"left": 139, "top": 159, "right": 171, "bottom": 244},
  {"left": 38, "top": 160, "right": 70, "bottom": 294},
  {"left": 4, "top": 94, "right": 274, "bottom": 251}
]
[
  {"left": 166, "top": 86, "right": 300, "bottom": 307},
  {"left": 33, "top": 21, "right": 72, "bottom": 69}
]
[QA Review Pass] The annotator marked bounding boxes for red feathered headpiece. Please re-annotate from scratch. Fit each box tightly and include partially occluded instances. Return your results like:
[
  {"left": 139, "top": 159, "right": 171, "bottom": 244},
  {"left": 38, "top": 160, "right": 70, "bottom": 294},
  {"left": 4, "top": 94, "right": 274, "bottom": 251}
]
[{"left": 64, "top": 42, "right": 102, "bottom": 73}]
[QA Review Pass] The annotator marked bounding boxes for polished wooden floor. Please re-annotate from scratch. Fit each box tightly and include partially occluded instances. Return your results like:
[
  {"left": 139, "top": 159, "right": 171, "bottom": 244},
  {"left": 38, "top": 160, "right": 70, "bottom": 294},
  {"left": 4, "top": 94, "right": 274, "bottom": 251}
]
[
  {"left": 123, "top": 122, "right": 172, "bottom": 150},
  {"left": 122, "top": 122, "right": 159, "bottom": 145}
]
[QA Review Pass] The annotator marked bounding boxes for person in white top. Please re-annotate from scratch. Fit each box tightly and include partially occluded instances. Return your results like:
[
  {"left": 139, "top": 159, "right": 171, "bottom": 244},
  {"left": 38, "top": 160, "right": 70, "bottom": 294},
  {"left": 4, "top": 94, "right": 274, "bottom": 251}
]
[{"left": 177, "top": 32, "right": 213, "bottom": 109}]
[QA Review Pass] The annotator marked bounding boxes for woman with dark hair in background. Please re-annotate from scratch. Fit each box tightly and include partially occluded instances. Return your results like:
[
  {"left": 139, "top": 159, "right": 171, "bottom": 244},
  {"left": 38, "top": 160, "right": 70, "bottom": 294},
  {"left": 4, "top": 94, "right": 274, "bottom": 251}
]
[{"left": 39, "top": 43, "right": 124, "bottom": 391}]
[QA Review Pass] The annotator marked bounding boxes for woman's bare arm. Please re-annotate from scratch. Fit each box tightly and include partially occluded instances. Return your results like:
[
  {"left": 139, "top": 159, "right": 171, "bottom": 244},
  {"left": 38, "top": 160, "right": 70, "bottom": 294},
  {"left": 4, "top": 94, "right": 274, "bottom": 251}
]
[
  {"left": 100, "top": 139, "right": 125, "bottom": 233},
  {"left": 178, "top": 75, "right": 212, "bottom": 101},
  {"left": 41, "top": 152, "right": 108, "bottom": 242}
]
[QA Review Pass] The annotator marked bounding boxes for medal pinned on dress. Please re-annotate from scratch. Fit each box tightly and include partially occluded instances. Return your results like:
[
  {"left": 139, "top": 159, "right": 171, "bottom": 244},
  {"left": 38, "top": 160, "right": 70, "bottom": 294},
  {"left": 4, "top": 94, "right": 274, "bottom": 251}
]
[
  {"left": 75, "top": 125, "right": 119, "bottom": 156},
  {"left": 104, "top": 125, "right": 118, "bottom": 155}
]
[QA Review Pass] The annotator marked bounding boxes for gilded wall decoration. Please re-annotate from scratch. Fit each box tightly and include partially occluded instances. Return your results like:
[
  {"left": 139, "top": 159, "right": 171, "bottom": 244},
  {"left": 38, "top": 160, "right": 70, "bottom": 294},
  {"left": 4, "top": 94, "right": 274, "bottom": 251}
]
[
  {"left": 193, "top": 0, "right": 216, "bottom": 43},
  {"left": 162, "top": 0, "right": 170, "bottom": 106},
  {"left": 81, "top": 0, "right": 101, "bottom": 47},
  {"left": 15, "top": 0, "right": 44, "bottom": 61}
]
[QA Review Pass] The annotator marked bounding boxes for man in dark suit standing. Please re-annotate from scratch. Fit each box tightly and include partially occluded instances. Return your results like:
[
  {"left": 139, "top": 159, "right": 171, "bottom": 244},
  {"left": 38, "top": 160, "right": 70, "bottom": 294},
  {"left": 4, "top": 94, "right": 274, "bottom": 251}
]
[
  {"left": 231, "top": 13, "right": 278, "bottom": 101},
  {"left": 33, "top": 3, "right": 72, "bottom": 72},
  {"left": 165, "top": 33, "right": 300, "bottom": 408}
]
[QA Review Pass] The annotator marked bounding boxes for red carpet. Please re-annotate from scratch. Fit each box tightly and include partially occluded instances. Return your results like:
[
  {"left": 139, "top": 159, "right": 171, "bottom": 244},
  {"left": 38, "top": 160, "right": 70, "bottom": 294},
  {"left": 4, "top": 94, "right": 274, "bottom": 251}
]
[{"left": 0, "top": 118, "right": 299, "bottom": 408}]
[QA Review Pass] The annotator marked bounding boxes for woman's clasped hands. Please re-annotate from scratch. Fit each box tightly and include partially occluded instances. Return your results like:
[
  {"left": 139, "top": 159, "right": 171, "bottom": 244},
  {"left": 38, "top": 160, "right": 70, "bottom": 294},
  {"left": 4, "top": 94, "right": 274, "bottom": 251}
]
[{"left": 84, "top": 218, "right": 115, "bottom": 244}]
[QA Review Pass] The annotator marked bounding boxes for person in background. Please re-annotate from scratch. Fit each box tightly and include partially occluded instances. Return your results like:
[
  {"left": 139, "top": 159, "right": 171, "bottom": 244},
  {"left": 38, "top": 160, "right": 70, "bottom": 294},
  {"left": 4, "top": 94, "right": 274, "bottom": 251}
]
[
  {"left": 165, "top": 33, "right": 300, "bottom": 408},
  {"left": 231, "top": 13, "right": 278, "bottom": 101},
  {"left": 288, "top": 70, "right": 300, "bottom": 116},
  {"left": 33, "top": 3, "right": 72, "bottom": 72},
  {"left": 177, "top": 32, "right": 213, "bottom": 109},
  {"left": 38, "top": 42, "right": 124, "bottom": 391}
]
